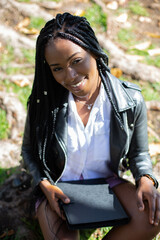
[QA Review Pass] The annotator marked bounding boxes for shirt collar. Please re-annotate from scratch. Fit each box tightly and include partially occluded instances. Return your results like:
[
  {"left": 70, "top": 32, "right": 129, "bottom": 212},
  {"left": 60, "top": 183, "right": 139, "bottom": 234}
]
[{"left": 68, "top": 82, "right": 109, "bottom": 117}]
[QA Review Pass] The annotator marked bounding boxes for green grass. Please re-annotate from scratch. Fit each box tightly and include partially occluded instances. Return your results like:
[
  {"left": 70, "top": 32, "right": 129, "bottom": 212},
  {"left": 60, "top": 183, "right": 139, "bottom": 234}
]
[
  {"left": 0, "top": 167, "right": 19, "bottom": 185},
  {"left": 143, "top": 55, "right": 160, "bottom": 68},
  {"left": 127, "top": 45, "right": 160, "bottom": 68},
  {"left": 5, "top": 66, "right": 34, "bottom": 75},
  {"left": 21, "top": 48, "right": 35, "bottom": 64},
  {"left": 117, "top": 27, "right": 137, "bottom": 47},
  {"left": 120, "top": 76, "right": 160, "bottom": 102},
  {"left": 29, "top": 17, "right": 46, "bottom": 30},
  {"left": 22, "top": 218, "right": 44, "bottom": 240},
  {"left": 84, "top": 4, "right": 107, "bottom": 32},
  {"left": 80, "top": 227, "right": 112, "bottom": 240},
  {"left": 0, "top": 45, "right": 15, "bottom": 67},
  {"left": 129, "top": 0, "right": 149, "bottom": 16},
  {"left": 0, "top": 44, "right": 35, "bottom": 66},
  {"left": 0, "top": 108, "right": 9, "bottom": 140}
]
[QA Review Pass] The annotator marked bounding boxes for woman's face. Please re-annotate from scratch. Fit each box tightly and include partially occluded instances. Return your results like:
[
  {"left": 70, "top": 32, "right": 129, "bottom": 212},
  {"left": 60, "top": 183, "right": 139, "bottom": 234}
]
[{"left": 45, "top": 38, "right": 99, "bottom": 100}]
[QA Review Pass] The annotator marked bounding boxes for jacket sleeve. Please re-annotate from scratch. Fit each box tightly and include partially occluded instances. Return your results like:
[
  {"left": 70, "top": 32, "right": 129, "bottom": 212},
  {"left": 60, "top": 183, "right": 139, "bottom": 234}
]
[
  {"left": 127, "top": 95, "right": 158, "bottom": 188},
  {"left": 21, "top": 110, "right": 43, "bottom": 188}
]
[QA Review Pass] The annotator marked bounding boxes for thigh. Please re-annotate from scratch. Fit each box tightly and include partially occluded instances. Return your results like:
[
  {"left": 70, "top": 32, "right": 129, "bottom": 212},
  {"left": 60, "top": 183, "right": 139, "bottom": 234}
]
[
  {"left": 112, "top": 181, "right": 149, "bottom": 223},
  {"left": 104, "top": 181, "right": 160, "bottom": 240},
  {"left": 36, "top": 199, "right": 79, "bottom": 240}
]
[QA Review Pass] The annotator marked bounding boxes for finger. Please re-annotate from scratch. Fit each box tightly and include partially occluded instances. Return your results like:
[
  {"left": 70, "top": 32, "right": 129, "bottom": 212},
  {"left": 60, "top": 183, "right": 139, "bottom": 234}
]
[
  {"left": 53, "top": 199, "right": 65, "bottom": 219},
  {"left": 136, "top": 189, "right": 144, "bottom": 211},
  {"left": 56, "top": 192, "right": 70, "bottom": 204},
  {"left": 148, "top": 193, "right": 156, "bottom": 225},
  {"left": 154, "top": 194, "right": 160, "bottom": 226}
]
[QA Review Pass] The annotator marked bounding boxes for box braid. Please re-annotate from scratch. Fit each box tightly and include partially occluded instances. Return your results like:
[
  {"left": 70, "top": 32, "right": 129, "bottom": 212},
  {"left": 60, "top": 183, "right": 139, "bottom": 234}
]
[{"left": 28, "top": 12, "right": 121, "bottom": 183}]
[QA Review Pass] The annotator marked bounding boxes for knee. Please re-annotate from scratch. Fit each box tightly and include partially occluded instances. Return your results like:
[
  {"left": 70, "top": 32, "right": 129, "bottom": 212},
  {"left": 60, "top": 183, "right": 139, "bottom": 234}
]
[
  {"left": 59, "top": 229, "right": 80, "bottom": 240},
  {"left": 129, "top": 209, "right": 160, "bottom": 239}
]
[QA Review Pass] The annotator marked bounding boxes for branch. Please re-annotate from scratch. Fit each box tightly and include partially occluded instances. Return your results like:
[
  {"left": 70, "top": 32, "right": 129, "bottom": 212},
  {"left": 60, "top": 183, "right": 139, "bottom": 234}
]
[{"left": 97, "top": 34, "right": 160, "bottom": 83}]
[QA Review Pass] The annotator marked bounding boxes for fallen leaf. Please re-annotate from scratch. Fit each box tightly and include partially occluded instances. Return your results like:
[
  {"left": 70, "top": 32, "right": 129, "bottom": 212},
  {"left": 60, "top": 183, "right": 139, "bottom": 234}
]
[
  {"left": 18, "top": 27, "right": 39, "bottom": 35},
  {"left": 0, "top": 229, "right": 15, "bottom": 238},
  {"left": 15, "top": 18, "right": 30, "bottom": 30},
  {"left": 11, "top": 75, "right": 30, "bottom": 87},
  {"left": 111, "top": 68, "right": 122, "bottom": 78},
  {"left": 146, "top": 32, "right": 160, "bottom": 38},
  {"left": 116, "top": 13, "right": 128, "bottom": 23},
  {"left": 74, "top": 9, "right": 85, "bottom": 16},
  {"left": 139, "top": 16, "right": 152, "bottom": 23},
  {"left": 106, "top": 1, "right": 118, "bottom": 10}
]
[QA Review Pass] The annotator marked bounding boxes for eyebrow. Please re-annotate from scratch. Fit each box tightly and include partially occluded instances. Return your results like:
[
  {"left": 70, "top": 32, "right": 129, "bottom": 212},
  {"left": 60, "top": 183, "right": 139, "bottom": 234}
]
[{"left": 49, "top": 52, "right": 80, "bottom": 67}]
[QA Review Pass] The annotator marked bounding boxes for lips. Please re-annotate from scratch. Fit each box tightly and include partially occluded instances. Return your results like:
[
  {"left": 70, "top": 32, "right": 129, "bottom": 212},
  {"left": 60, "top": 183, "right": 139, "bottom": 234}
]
[{"left": 69, "top": 78, "right": 87, "bottom": 92}]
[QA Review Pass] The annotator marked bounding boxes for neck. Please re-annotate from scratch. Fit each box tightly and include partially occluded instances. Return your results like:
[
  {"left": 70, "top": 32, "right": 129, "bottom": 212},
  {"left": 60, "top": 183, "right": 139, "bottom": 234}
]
[{"left": 74, "top": 76, "right": 101, "bottom": 104}]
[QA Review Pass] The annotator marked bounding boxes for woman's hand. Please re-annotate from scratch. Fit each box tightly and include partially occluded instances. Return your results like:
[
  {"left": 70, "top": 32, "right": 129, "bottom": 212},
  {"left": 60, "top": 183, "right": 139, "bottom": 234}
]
[
  {"left": 39, "top": 179, "right": 70, "bottom": 220},
  {"left": 136, "top": 176, "right": 160, "bottom": 226}
]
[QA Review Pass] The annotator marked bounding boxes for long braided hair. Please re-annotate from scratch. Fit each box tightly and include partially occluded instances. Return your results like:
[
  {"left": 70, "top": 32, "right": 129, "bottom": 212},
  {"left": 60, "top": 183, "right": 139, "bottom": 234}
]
[{"left": 28, "top": 12, "right": 114, "bottom": 183}]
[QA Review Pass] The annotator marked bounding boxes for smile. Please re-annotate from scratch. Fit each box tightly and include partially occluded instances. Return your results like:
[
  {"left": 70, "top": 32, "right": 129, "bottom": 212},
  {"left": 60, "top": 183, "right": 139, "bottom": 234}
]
[{"left": 70, "top": 78, "right": 87, "bottom": 92}]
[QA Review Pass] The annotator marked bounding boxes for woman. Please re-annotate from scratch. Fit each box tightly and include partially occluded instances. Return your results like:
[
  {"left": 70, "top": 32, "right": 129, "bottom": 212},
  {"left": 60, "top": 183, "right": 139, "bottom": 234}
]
[{"left": 22, "top": 12, "right": 160, "bottom": 240}]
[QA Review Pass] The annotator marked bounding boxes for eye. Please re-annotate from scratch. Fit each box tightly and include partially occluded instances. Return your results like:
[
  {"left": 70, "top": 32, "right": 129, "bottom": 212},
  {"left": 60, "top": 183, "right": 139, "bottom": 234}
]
[
  {"left": 52, "top": 67, "right": 63, "bottom": 72},
  {"left": 72, "top": 58, "right": 82, "bottom": 65}
]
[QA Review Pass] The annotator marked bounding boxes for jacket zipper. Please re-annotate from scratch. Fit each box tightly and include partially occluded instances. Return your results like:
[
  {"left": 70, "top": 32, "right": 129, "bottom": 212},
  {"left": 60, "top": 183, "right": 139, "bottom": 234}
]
[{"left": 54, "top": 132, "right": 67, "bottom": 184}]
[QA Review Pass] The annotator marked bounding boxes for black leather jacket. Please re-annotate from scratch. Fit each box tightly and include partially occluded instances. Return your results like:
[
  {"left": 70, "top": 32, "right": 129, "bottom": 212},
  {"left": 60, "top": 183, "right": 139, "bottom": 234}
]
[{"left": 21, "top": 72, "right": 158, "bottom": 189}]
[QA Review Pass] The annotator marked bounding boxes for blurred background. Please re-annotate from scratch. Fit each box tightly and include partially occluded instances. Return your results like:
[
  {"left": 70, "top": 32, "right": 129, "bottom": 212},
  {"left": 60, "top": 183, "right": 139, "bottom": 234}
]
[{"left": 0, "top": 0, "right": 160, "bottom": 239}]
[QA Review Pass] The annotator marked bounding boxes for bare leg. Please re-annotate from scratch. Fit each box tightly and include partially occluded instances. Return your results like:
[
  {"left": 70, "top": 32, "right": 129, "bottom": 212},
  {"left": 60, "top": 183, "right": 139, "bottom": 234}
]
[
  {"left": 103, "top": 181, "right": 160, "bottom": 240},
  {"left": 36, "top": 199, "right": 80, "bottom": 240}
]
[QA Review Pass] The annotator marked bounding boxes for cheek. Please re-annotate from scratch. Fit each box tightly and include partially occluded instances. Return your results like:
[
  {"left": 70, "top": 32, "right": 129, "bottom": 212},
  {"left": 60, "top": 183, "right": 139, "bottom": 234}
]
[
  {"left": 49, "top": 67, "right": 64, "bottom": 86},
  {"left": 51, "top": 72, "right": 65, "bottom": 86},
  {"left": 83, "top": 57, "right": 97, "bottom": 75}
]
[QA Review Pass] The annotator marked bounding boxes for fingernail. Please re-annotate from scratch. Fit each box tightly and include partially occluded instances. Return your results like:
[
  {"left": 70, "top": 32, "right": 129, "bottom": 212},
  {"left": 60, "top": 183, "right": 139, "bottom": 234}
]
[
  {"left": 64, "top": 198, "right": 70, "bottom": 203},
  {"left": 155, "top": 221, "right": 159, "bottom": 226},
  {"left": 138, "top": 206, "right": 143, "bottom": 211}
]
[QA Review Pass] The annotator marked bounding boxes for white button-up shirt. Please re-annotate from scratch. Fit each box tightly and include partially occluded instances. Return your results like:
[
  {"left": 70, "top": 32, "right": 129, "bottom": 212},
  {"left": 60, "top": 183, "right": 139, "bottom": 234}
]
[{"left": 61, "top": 83, "right": 113, "bottom": 181}]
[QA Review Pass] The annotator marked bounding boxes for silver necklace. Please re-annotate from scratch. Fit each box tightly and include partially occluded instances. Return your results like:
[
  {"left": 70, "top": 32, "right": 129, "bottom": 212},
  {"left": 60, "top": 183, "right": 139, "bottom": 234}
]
[{"left": 75, "top": 99, "right": 94, "bottom": 110}]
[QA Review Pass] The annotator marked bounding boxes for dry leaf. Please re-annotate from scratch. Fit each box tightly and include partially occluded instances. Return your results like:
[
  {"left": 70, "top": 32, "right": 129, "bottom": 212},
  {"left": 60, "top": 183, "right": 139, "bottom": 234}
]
[
  {"left": 146, "top": 32, "right": 160, "bottom": 38},
  {"left": 116, "top": 13, "right": 128, "bottom": 23},
  {"left": 15, "top": 17, "right": 39, "bottom": 35},
  {"left": 111, "top": 68, "right": 122, "bottom": 78},
  {"left": 74, "top": 9, "right": 85, "bottom": 16},
  {"left": 11, "top": 75, "right": 30, "bottom": 87},
  {"left": 0, "top": 85, "right": 4, "bottom": 91},
  {"left": 0, "top": 229, "right": 15, "bottom": 238},
  {"left": 148, "top": 48, "right": 160, "bottom": 56},
  {"left": 139, "top": 16, "right": 152, "bottom": 23},
  {"left": 131, "top": 41, "right": 151, "bottom": 50},
  {"left": 149, "top": 143, "right": 160, "bottom": 157},
  {"left": 106, "top": 1, "right": 118, "bottom": 10},
  {"left": 15, "top": 18, "right": 30, "bottom": 30},
  {"left": 18, "top": 27, "right": 39, "bottom": 35}
]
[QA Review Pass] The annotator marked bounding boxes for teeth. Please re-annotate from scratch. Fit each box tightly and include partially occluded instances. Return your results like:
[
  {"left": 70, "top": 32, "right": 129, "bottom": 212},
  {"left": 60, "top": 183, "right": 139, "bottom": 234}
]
[{"left": 72, "top": 80, "right": 83, "bottom": 87}]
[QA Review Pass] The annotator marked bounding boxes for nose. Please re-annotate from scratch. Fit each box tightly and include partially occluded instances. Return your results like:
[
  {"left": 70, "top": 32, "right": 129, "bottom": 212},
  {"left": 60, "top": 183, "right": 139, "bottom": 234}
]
[{"left": 65, "top": 67, "right": 77, "bottom": 83}]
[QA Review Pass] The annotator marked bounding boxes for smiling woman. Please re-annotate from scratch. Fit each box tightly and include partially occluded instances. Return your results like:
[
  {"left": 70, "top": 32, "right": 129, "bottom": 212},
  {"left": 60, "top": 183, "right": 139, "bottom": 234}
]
[
  {"left": 45, "top": 38, "right": 100, "bottom": 126},
  {"left": 45, "top": 38, "right": 99, "bottom": 100},
  {"left": 21, "top": 12, "right": 160, "bottom": 240}
]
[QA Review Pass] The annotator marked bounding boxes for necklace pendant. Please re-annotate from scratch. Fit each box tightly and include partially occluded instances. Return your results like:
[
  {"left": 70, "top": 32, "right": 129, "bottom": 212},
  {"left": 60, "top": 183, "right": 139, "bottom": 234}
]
[{"left": 87, "top": 105, "right": 92, "bottom": 110}]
